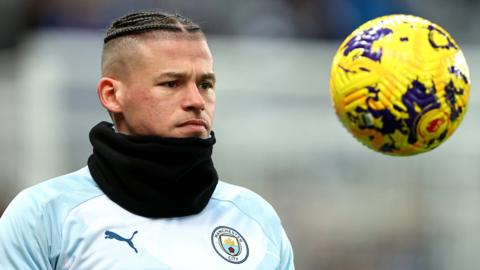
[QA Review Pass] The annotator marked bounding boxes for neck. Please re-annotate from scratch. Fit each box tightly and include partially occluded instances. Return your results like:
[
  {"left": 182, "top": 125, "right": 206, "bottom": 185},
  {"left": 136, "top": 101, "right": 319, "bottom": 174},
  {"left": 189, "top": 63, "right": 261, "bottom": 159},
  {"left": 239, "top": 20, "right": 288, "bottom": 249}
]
[{"left": 87, "top": 121, "right": 218, "bottom": 218}]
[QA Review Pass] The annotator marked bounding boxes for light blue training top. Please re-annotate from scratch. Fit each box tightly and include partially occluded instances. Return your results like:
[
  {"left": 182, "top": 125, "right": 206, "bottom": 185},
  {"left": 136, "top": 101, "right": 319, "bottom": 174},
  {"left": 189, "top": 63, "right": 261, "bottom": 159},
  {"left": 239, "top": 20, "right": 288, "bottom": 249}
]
[{"left": 0, "top": 167, "right": 294, "bottom": 269}]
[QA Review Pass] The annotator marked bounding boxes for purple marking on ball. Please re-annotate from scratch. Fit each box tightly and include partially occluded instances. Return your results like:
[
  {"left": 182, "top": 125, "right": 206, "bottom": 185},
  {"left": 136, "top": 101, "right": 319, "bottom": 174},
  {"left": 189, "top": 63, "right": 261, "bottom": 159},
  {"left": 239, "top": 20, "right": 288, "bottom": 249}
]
[
  {"left": 428, "top": 25, "right": 458, "bottom": 50},
  {"left": 339, "top": 65, "right": 356, "bottom": 74},
  {"left": 352, "top": 102, "right": 407, "bottom": 153},
  {"left": 402, "top": 80, "right": 440, "bottom": 143},
  {"left": 366, "top": 86, "right": 380, "bottom": 101},
  {"left": 343, "top": 27, "right": 393, "bottom": 62},
  {"left": 352, "top": 85, "right": 409, "bottom": 152},
  {"left": 379, "top": 142, "right": 398, "bottom": 153},
  {"left": 444, "top": 80, "right": 464, "bottom": 121},
  {"left": 339, "top": 65, "right": 371, "bottom": 74},
  {"left": 351, "top": 80, "right": 442, "bottom": 151},
  {"left": 400, "top": 37, "right": 409, "bottom": 42},
  {"left": 448, "top": 66, "right": 469, "bottom": 84}
]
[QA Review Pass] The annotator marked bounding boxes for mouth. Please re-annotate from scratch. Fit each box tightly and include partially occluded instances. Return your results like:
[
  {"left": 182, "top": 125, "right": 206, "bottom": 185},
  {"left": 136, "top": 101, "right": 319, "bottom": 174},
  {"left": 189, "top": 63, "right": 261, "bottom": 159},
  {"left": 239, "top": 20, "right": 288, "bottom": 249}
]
[
  {"left": 177, "top": 119, "right": 209, "bottom": 135},
  {"left": 179, "top": 119, "right": 208, "bottom": 128}
]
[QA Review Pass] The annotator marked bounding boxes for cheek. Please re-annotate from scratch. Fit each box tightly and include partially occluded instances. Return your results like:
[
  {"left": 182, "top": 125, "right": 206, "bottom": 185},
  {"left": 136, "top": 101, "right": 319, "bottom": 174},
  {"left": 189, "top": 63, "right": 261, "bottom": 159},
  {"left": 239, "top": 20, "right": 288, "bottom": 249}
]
[
  {"left": 147, "top": 95, "right": 179, "bottom": 121},
  {"left": 205, "top": 93, "right": 216, "bottom": 116},
  {"left": 124, "top": 89, "right": 158, "bottom": 118}
]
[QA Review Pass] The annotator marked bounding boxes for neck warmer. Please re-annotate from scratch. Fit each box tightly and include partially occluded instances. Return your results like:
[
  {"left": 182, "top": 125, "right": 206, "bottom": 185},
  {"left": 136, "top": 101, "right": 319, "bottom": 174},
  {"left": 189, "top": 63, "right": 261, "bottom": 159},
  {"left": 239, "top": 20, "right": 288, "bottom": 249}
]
[{"left": 87, "top": 121, "right": 218, "bottom": 218}]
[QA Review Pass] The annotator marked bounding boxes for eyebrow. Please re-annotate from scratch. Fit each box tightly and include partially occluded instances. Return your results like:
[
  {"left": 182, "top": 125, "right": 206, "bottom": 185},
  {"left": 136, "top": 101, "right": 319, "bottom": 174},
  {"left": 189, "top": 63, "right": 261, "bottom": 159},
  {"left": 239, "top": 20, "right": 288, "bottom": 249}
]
[
  {"left": 201, "top": 73, "right": 216, "bottom": 83},
  {"left": 156, "top": 72, "right": 216, "bottom": 83}
]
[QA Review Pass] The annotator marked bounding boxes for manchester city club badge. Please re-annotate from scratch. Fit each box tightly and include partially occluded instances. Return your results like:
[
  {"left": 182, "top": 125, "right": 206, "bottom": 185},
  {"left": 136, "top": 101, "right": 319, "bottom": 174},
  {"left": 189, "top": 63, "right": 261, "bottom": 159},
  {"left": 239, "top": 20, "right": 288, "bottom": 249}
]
[{"left": 211, "top": 226, "right": 249, "bottom": 264}]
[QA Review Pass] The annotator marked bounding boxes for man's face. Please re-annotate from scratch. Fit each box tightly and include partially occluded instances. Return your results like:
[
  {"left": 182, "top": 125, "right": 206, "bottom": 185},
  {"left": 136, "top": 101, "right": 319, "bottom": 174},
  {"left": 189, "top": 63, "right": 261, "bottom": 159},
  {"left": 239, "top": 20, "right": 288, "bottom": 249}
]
[{"left": 114, "top": 36, "right": 216, "bottom": 139}]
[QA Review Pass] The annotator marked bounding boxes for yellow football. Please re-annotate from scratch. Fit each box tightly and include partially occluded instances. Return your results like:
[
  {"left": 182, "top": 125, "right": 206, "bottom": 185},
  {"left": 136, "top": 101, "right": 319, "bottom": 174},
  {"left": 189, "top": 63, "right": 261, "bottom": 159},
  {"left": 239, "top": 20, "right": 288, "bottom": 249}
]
[{"left": 329, "top": 14, "right": 470, "bottom": 156}]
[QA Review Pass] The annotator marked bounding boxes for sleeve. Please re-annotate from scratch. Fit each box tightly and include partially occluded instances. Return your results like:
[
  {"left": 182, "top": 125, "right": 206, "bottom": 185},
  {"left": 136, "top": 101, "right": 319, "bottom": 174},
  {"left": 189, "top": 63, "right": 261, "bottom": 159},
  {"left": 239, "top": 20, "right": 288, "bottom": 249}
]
[
  {"left": 278, "top": 226, "right": 295, "bottom": 270},
  {"left": 0, "top": 190, "right": 55, "bottom": 270}
]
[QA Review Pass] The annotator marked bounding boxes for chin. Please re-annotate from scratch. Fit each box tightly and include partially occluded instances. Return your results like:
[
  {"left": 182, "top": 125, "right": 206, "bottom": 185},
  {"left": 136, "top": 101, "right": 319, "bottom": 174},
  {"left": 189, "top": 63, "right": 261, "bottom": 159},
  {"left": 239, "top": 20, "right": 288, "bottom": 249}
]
[
  {"left": 175, "top": 127, "right": 210, "bottom": 139},
  {"left": 183, "top": 132, "right": 209, "bottom": 139}
]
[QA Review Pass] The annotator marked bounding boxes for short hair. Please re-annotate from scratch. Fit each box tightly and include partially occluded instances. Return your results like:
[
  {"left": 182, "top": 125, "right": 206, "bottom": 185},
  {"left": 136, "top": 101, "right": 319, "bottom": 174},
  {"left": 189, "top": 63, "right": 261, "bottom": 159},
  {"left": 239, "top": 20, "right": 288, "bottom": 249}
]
[
  {"left": 104, "top": 10, "right": 202, "bottom": 44},
  {"left": 101, "top": 11, "right": 204, "bottom": 78}
]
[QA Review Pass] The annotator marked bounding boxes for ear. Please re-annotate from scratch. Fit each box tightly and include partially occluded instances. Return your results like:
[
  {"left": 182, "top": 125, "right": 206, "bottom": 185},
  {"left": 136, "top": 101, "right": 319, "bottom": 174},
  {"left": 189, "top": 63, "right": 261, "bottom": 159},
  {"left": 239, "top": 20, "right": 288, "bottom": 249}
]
[{"left": 97, "top": 77, "right": 123, "bottom": 113}]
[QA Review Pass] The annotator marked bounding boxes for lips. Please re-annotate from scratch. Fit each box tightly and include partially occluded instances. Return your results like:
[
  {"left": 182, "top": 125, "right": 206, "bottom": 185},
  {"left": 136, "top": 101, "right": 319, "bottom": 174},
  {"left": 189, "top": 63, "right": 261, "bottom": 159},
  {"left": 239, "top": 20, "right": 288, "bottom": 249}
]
[
  {"left": 179, "top": 119, "right": 208, "bottom": 129},
  {"left": 176, "top": 119, "right": 209, "bottom": 136},
  {"left": 175, "top": 118, "right": 210, "bottom": 138}
]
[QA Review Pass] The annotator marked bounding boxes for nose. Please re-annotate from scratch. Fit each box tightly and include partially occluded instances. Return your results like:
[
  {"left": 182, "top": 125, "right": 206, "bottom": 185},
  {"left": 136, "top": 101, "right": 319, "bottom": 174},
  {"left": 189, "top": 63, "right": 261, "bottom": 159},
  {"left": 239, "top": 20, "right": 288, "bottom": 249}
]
[{"left": 181, "top": 83, "right": 205, "bottom": 112}]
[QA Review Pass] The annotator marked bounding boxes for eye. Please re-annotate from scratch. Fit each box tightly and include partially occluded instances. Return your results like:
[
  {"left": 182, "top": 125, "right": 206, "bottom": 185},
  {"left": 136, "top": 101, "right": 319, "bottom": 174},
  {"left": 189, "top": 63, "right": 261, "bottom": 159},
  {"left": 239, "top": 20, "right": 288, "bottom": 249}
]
[
  {"left": 159, "top": 81, "right": 178, "bottom": 88},
  {"left": 198, "top": 81, "right": 214, "bottom": 90}
]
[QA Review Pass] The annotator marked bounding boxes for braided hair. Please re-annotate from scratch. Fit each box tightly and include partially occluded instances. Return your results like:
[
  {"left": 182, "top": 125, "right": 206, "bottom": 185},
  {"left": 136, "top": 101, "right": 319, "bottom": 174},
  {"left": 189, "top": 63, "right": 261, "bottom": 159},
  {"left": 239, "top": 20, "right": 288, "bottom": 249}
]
[
  {"left": 104, "top": 11, "right": 202, "bottom": 43},
  {"left": 101, "top": 11, "right": 204, "bottom": 77}
]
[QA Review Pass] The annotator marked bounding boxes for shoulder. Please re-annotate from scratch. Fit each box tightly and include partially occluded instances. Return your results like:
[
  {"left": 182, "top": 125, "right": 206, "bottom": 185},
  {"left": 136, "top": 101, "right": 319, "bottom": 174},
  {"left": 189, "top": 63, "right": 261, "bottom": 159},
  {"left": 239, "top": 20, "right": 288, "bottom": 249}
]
[
  {"left": 8, "top": 167, "right": 102, "bottom": 216},
  {"left": 211, "top": 181, "right": 283, "bottom": 240},
  {"left": 212, "top": 181, "right": 279, "bottom": 217},
  {"left": 0, "top": 167, "right": 103, "bottom": 267},
  {"left": 1, "top": 167, "right": 103, "bottom": 230}
]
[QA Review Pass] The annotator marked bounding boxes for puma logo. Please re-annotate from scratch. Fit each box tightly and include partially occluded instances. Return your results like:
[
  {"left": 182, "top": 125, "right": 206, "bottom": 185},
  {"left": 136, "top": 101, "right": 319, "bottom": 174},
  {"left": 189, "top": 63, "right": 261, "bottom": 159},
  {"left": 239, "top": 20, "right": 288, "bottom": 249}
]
[{"left": 105, "top": 230, "right": 139, "bottom": 253}]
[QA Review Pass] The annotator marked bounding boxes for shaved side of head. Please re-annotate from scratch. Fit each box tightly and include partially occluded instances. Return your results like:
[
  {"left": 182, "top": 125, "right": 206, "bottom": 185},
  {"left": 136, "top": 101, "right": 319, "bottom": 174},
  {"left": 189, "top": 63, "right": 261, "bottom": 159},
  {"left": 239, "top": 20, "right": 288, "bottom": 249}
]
[{"left": 100, "top": 11, "right": 205, "bottom": 82}]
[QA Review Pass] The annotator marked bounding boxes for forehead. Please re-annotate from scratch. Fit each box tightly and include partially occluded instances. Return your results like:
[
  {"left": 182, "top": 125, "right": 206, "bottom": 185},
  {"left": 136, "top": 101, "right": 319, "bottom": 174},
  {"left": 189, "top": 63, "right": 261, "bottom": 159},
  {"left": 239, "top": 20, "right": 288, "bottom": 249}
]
[{"left": 129, "top": 38, "right": 213, "bottom": 78}]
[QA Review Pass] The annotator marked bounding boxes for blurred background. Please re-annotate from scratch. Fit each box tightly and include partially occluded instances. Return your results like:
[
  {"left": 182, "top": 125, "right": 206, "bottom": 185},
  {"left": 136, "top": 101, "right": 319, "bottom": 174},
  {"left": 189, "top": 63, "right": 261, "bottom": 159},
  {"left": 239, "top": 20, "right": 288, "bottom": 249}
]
[{"left": 1, "top": 0, "right": 479, "bottom": 269}]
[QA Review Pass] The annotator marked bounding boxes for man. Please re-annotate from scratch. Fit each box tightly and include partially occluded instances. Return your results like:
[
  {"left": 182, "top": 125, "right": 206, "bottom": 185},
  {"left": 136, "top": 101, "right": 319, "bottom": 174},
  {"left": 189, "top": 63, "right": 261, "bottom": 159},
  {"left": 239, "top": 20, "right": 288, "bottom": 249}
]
[{"left": 0, "top": 11, "right": 294, "bottom": 269}]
